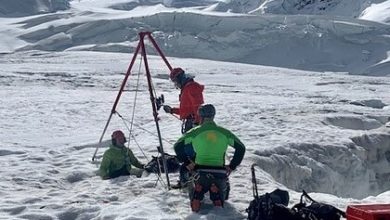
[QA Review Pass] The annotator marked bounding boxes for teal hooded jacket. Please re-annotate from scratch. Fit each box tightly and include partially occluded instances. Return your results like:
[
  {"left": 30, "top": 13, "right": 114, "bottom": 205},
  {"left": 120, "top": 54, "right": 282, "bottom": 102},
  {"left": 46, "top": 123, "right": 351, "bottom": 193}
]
[{"left": 99, "top": 144, "right": 144, "bottom": 179}]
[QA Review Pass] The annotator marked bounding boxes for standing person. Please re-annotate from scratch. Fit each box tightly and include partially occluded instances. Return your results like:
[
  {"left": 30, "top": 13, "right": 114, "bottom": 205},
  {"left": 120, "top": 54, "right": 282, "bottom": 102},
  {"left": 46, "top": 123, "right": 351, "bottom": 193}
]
[
  {"left": 99, "top": 130, "right": 145, "bottom": 180},
  {"left": 163, "top": 67, "right": 204, "bottom": 188},
  {"left": 163, "top": 67, "right": 204, "bottom": 134},
  {"left": 173, "top": 104, "right": 246, "bottom": 212}
]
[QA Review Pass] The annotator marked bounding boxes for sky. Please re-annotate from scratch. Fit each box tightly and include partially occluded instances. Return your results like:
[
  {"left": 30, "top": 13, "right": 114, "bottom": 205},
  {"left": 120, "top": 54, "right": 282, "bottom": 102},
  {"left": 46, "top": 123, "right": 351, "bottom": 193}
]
[{"left": 0, "top": 0, "right": 390, "bottom": 219}]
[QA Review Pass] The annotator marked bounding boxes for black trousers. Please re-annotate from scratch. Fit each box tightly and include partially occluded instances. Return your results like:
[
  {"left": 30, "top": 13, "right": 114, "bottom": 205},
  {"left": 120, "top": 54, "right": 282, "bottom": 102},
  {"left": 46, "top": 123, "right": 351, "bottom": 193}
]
[
  {"left": 189, "top": 171, "right": 228, "bottom": 204},
  {"left": 181, "top": 118, "right": 198, "bottom": 134}
]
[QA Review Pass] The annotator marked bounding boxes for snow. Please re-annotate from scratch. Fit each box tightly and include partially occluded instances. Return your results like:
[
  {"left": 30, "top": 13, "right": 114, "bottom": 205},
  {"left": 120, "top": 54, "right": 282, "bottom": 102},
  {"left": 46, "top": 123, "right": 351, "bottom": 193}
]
[
  {"left": 254, "top": 0, "right": 389, "bottom": 18},
  {"left": 1, "top": 0, "right": 390, "bottom": 219},
  {"left": 0, "top": 0, "right": 70, "bottom": 17},
  {"left": 2, "top": 1, "right": 390, "bottom": 75},
  {"left": 360, "top": 1, "right": 390, "bottom": 24}
]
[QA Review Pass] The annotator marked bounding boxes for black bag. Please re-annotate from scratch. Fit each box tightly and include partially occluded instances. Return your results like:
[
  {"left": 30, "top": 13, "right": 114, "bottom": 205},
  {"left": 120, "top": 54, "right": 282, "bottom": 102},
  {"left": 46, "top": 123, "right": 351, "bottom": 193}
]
[
  {"left": 247, "top": 189, "right": 300, "bottom": 220},
  {"left": 292, "top": 190, "right": 346, "bottom": 220},
  {"left": 144, "top": 153, "right": 180, "bottom": 174},
  {"left": 246, "top": 164, "right": 345, "bottom": 220},
  {"left": 246, "top": 164, "right": 297, "bottom": 220}
]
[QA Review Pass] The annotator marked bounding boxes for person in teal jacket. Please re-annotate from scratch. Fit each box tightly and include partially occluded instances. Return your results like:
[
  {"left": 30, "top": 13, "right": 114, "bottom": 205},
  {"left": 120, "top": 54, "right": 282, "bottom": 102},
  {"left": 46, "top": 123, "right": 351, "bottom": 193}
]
[
  {"left": 99, "top": 130, "right": 145, "bottom": 180},
  {"left": 173, "top": 104, "right": 246, "bottom": 212}
]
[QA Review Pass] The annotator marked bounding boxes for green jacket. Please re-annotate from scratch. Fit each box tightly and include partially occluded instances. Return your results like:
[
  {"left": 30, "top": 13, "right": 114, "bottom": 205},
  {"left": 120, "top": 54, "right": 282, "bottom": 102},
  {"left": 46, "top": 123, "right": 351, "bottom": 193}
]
[
  {"left": 174, "top": 121, "right": 246, "bottom": 170},
  {"left": 99, "top": 144, "right": 144, "bottom": 179}
]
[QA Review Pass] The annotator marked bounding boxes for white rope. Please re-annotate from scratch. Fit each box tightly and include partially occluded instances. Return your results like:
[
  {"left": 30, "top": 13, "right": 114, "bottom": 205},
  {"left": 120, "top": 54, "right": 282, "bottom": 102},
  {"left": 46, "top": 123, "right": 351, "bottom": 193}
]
[{"left": 127, "top": 55, "right": 143, "bottom": 149}]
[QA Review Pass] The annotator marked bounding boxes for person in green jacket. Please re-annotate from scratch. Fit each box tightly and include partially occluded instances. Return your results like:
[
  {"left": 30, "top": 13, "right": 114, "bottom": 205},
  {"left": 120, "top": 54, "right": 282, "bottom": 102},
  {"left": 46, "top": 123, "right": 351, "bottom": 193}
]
[
  {"left": 173, "top": 104, "right": 246, "bottom": 212},
  {"left": 99, "top": 130, "right": 145, "bottom": 180}
]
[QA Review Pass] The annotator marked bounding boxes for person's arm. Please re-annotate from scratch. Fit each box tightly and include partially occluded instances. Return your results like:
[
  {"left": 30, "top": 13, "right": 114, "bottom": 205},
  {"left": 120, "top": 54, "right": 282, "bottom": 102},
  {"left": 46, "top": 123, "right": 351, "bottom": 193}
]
[
  {"left": 127, "top": 149, "right": 144, "bottom": 169},
  {"left": 99, "top": 151, "right": 112, "bottom": 179},
  {"left": 175, "top": 87, "right": 194, "bottom": 119},
  {"left": 188, "top": 84, "right": 204, "bottom": 113},
  {"left": 228, "top": 135, "right": 246, "bottom": 170},
  {"left": 174, "top": 136, "right": 194, "bottom": 163},
  {"left": 171, "top": 107, "right": 180, "bottom": 115},
  {"left": 170, "top": 90, "right": 183, "bottom": 116}
]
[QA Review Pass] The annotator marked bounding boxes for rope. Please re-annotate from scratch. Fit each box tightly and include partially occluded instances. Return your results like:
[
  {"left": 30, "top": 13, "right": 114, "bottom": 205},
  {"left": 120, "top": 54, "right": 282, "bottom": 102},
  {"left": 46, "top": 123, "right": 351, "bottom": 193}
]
[
  {"left": 117, "top": 110, "right": 186, "bottom": 217},
  {"left": 116, "top": 111, "right": 167, "bottom": 187},
  {"left": 116, "top": 112, "right": 175, "bottom": 145},
  {"left": 126, "top": 55, "right": 143, "bottom": 149},
  {"left": 100, "top": 35, "right": 184, "bottom": 218},
  {"left": 114, "top": 55, "right": 169, "bottom": 189},
  {"left": 118, "top": 112, "right": 174, "bottom": 189},
  {"left": 169, "top": 113, "right": 181, "bottom": 121},
  {"left": 148, "top": 70, "right": 182, "bottom": 123}
]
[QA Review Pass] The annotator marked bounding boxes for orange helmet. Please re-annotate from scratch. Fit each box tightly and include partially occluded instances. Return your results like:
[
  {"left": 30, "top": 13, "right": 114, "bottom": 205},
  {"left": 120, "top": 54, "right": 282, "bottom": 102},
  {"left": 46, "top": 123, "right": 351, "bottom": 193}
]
[{"left": 169, "top": 67, "right": 184, "bottom": 81}]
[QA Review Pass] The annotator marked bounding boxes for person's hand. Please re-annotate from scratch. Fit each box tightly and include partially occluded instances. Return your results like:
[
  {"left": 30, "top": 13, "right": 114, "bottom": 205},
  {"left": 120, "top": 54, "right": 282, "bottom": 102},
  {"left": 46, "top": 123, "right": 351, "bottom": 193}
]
[
  {"left": 225, "top": 165, "right": 232, "bottom": 177},
  {"left": 163, "top": 105, "right": 172, "bottom": 113},
  {"left": 186, "top": 162, "right": 195, "bottom": 171}
]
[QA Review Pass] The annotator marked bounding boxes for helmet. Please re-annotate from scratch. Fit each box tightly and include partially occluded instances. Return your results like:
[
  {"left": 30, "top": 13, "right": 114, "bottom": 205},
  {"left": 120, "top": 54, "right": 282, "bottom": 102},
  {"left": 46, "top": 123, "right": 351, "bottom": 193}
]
[
  {"left": 170, "top": 67, "right": 184, "bottom": 81},
  {"left": 111, "top": 130, "right": 126, "bottom": 145},
  {"left": 198, "top": 104, "right": 216, "bottom": 118},
  {"left": 112, "top": 130, "right": 125, "bottom": 139}
]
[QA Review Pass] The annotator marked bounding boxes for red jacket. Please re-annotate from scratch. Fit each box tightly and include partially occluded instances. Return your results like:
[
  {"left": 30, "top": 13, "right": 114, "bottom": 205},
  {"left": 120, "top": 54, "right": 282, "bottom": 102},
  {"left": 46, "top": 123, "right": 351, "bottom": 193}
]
[{"left": 171, "top": 80, "right": 204, "bottom": 124}]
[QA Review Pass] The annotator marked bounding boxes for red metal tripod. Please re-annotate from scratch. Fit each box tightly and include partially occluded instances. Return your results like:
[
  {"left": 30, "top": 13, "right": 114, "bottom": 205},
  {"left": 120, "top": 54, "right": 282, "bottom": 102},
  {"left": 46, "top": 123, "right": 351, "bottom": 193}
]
[{"left": 93, "top": 32, "right": 173, "bottom": 188}]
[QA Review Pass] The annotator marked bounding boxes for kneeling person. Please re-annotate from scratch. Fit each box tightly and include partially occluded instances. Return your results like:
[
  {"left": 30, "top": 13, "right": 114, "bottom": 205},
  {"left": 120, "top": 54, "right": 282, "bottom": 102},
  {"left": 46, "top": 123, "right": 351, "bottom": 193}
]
[
  {"left": 173, "top": 104, "right": 246, "bottom": 212},
  {"left": 99, "top": 130, "right": 145, "bottom": 179}
]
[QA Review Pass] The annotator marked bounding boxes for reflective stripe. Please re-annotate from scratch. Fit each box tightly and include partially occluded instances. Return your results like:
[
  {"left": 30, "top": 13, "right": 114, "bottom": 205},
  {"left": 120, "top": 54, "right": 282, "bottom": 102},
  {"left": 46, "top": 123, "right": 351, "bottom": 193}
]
[{"left": 197, "top": 169, "right": 227, "bottom": 174}]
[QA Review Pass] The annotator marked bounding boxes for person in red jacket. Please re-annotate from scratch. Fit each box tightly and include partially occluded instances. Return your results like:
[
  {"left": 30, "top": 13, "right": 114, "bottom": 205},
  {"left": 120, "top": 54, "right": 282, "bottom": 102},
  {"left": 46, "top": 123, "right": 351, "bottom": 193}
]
[
  {"left": 163, "top": 67, "right": 205, "bottom": 189},
  {"left": 163, "top": 67, "right": 205, "bottom": 134}
]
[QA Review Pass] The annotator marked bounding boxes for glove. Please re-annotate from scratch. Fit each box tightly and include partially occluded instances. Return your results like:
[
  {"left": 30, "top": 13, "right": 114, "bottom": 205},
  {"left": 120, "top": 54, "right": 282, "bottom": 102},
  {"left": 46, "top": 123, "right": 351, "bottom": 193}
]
[
  {"left": 225, "top": 165, "right": 232, "bottom": 177},
  {"left": 185, "top": 161, "right": 195, "bottom": 171},
  {"left": 163, "top": 105, "right": 172, "bottom": 113}
]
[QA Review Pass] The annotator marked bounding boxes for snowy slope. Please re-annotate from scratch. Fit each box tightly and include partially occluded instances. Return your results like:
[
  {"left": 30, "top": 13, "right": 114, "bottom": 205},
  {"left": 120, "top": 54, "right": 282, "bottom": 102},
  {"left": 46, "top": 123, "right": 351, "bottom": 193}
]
[
  {"left": 0, "top": 51, "right": 389, "bottom": 219},
  {"left": 253, "top": 0, "right": 388, "bottom": 17},
  {"left": 360, "top": 0, "right": 390, "bottom": 24},
  {"left": 2, "top": 0, "right": 389, "bottom": 20},
  {"left": 0, "top": 0, "right": 70, "bottom": 17},
  {"left": 1, "top": 0, "right": 390, "bottom": 75}
]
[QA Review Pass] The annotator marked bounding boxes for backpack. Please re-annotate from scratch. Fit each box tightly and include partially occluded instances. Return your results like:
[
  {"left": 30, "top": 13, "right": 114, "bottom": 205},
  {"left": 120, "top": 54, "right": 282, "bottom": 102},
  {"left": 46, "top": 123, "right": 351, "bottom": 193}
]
[
  {"left": 246, "top": 164, "right": 298, "bottom": 220},
  {"left": 292, "top": 190, "right": 346, "bottom": 220},
  {"left": 247, "top": 190, "right": 299, "bottom": 220},
  {"left": 144, "top": 153, "right": 180, "bottom": 174},
  {"left": 245, "top": 164, "right": 345, "bottom": 220}
]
